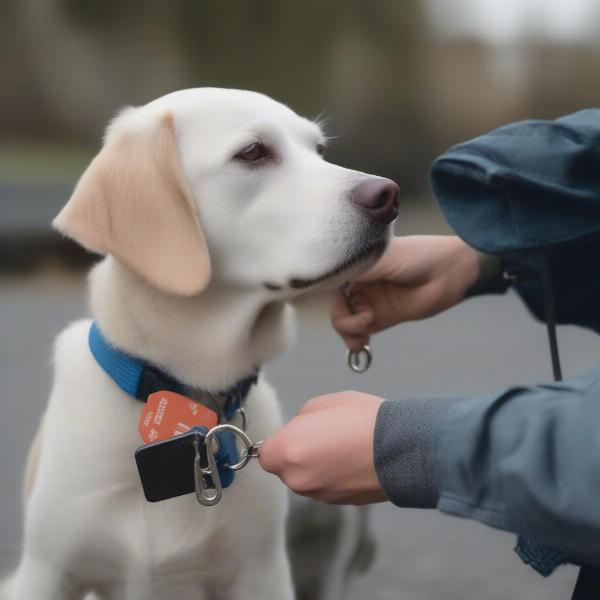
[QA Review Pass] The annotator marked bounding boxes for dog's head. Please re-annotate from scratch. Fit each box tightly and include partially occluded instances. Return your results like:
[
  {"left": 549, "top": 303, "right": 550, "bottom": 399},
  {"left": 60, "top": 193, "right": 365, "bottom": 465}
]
[{"left": 54, "top": 88, "right": 399, "bottom": 297}]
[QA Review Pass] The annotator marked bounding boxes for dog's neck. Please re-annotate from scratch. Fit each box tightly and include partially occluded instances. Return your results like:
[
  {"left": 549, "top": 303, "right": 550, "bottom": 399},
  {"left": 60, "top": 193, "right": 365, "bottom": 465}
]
[{"left": 89, "top": 257, "right": 295, "bottom": 391}]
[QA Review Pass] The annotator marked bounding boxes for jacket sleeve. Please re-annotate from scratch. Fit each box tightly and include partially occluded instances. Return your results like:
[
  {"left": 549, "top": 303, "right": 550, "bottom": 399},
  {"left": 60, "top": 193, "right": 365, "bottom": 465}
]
[
  {"left": 430, "top": 109, "right": 600, "bottom": 335},
  {"left": 373, "top": 367, "right": 600, "bottom": 566}
]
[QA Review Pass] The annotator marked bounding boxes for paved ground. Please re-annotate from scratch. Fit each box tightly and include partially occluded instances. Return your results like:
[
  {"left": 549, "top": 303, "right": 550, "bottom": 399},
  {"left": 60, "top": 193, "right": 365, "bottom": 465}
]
[{"left": 2, "top": 268, "right": 599, "bottom": 598}]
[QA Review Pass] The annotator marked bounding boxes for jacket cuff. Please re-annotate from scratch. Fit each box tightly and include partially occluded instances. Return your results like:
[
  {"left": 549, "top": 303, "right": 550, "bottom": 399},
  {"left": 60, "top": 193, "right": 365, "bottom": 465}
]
[
  {"left": 374, "top": 397, "right": 453, "bottom": 508},
  {"left": 464, "top": 252, "right": 511, "bottom": 298}
]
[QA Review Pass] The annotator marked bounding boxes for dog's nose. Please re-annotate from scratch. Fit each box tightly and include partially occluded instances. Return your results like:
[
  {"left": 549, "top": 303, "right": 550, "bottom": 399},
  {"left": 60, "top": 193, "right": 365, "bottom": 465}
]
[{"left": 351, "top": 178, "right": 400, "bottom": 224}]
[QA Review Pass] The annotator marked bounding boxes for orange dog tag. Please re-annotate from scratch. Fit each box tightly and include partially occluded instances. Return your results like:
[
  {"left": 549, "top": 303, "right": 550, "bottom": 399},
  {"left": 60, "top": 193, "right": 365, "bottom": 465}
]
[{"left": 138, "top": 391, "right": 218, "bottom": 444}]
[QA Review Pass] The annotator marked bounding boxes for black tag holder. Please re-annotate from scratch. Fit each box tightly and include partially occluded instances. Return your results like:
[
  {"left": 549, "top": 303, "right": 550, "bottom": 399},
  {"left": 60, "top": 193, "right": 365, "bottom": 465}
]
[{"left": 135, "top": 427, "right": 209, "bottom": 503}]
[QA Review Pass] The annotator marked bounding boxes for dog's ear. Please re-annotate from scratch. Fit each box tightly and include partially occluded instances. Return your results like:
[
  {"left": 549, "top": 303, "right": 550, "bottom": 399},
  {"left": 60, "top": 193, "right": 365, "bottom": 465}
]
[{"left": 53, "top": 110, "right": 211, "bottom": 296}]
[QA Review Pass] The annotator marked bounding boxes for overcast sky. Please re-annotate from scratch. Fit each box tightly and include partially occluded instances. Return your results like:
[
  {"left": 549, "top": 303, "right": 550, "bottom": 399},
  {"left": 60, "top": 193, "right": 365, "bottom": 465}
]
[{"left": 426, "top": 0, "right": 600, "bottom": 43}]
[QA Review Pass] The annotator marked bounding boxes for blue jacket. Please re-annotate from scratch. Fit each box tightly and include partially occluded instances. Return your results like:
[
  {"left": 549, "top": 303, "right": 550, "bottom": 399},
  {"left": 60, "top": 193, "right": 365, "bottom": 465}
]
[{"left": 373, "top": 110, "right": 600, "bottom": 574}]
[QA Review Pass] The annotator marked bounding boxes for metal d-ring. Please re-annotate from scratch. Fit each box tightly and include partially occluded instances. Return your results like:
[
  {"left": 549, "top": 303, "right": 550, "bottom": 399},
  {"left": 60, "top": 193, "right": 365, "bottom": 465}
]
[{"left": 346, "top": 345, "right": 372, "bottom": 373}]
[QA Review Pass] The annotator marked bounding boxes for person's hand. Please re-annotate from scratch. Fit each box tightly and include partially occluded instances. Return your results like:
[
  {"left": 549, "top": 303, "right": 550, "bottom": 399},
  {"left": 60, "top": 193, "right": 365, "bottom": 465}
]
[
  {"left": 259, "top": 391, "right": 387, "bottom": 504},
  {"left": 332, "top": 235, "right": 480, "bottom": 351}
]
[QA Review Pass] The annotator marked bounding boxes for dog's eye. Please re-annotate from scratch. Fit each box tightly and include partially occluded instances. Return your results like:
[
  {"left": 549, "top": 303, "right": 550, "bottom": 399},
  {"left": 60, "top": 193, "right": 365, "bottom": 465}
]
[
  {"left": 316, "top": 143, "right": 326, "bottom": 156},
  {"left": 235, "top": 142, "right": 267, "bottom": 162}
]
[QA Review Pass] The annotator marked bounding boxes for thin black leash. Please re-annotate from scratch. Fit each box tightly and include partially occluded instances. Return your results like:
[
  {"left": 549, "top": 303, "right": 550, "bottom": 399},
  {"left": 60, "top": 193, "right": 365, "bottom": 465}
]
[
  {"left": 539, "top": 254, "right": 600, "bottom": 600},
  {"left": 540, "top": 253, "right": 562, "bottom": 382}
]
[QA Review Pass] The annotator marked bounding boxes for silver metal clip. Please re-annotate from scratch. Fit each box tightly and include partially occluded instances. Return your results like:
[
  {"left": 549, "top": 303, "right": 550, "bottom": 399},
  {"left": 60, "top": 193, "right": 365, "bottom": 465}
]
[
  {"left": 193, "top": 432, "right": 222, "bottom": 507},
  {"left": 193, "top": 424, "right": 264, "bottom": 507}
]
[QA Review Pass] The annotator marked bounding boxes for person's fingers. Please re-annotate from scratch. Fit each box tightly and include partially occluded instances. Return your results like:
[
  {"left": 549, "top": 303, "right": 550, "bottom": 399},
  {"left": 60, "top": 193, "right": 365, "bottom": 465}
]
[
  {"left": 332, "top": 287, "right": 374, "bottom": 320},
  {"left": 343, "top": 333, "right": 370, "bottom": 352},
  {"left": 331, "top": 291, "right": 374, "bottom": 347},
  {"left": 259, "top": 393, "right": 385, "bottom": 504},
  {"left": 331, "top": 310, "right": 373, "bottom": 338},
  {"left": 331, "top": 289, "right": 352, "bottom": 321},
  {"left": 332, "top": 317, "right": 372, "bottom": 350},
  {"left": 335, "top": 324, "right": 370, "bottom": 351}
]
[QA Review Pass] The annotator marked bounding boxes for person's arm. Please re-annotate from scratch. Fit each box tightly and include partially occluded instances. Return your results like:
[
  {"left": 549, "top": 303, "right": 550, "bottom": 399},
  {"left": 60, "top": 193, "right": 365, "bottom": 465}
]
[
  {"left": 331, "top": 235, "right": 507, "bottom": 352},
  {"left": 375, "top": 368, "right": 600, "bottom": 566}
]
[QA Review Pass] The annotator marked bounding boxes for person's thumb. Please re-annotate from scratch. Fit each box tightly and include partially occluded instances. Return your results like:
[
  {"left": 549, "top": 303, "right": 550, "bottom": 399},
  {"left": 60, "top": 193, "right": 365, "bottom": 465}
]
[{"left": 258, "top": 434, "right": 281, "bottom": 475}]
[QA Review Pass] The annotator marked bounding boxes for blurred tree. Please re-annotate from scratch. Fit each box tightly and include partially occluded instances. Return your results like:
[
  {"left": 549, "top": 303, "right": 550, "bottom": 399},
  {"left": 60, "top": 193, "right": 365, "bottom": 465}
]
[
  {"left": 0, "top": 0, "right": 431, "bottom": 192},
  {"left": 1, "top": 0, "right": 599, "bottom": 195},
  {"left": 170, "top": 0, "right": 430, "bottom": 187}
]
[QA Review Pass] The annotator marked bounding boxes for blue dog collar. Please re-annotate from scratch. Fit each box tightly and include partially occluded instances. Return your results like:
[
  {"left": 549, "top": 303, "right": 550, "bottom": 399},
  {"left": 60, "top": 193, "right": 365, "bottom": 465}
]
[
  {"left": 88, "top": 321, "right": 258, "bottom": 420},
  {"left": 88, "top": 321, "right": 258, "bottom": 490},
  {"left": 89, "top": 321, "right": 144, "bottom": 398}
]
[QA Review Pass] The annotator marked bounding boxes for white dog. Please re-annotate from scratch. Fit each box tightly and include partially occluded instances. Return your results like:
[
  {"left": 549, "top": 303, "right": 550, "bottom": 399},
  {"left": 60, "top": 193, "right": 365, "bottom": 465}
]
[{"left": 2, "top": 88, "right": 399, "bottom": 600}]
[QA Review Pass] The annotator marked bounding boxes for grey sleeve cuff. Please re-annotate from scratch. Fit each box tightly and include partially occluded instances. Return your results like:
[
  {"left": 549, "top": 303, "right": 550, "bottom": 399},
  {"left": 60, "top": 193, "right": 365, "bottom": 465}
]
[{"left": 373, "top": 397, "right": 453, "bottom": 508}]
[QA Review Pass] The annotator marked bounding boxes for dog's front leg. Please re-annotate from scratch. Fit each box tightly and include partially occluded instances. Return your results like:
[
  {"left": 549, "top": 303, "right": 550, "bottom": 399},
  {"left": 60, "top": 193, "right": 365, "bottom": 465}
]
[
  {"left": 223, "top": 551, "right": 294, "bottom": 600},
  {"left": 10, "top": 555, "right": 87, "bottom": 600}
]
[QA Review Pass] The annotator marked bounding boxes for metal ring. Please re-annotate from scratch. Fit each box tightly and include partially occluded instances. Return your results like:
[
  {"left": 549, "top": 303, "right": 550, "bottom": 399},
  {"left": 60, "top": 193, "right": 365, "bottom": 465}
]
[
  {"left": 204, "top": 423, "right": 254, "bottom": 471},
  {"left": 233, "top": 407, "right": 248, "bottom": 431},
  {"left": 346, "top": 345, "right": 372, "bottom": 373}
]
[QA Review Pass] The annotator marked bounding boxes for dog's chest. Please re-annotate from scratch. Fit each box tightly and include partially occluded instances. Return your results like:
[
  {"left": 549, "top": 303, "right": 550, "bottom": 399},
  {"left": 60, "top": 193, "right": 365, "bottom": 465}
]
[
  {"left": 48, "top": 320, "right": 286, "bottom": 592},
  {"left": 79, "top": 492, "right": 240, "bottom": 586}
]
